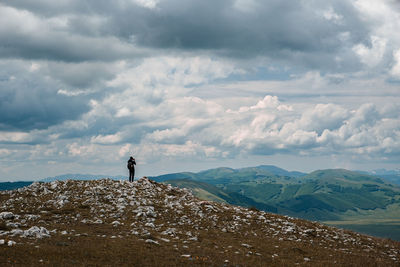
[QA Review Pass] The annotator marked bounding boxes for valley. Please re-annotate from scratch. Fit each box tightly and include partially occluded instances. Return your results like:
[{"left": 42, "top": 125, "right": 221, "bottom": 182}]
[{"left": 152, "top": 166, "right": 400, "bottom": 241}]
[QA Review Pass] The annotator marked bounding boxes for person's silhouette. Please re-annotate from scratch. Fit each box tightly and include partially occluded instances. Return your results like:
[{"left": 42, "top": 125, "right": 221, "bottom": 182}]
[{"left": 127, "top": 156, "right": 136, "bottom": 182}]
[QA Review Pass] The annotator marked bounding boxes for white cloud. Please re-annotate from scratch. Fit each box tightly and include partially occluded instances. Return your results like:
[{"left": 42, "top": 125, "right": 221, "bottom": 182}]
[
  {"left": 353, "top": 36, "right": 387, "bottom": 67},
  {"left": 298, "top": 104, "right": 348, "bottom": 133},
  {"left": 322, "top": 7, "right": 344, "bottom": 25},
  {"left": 119, "top": 144, "right": 133, "bottom": 158},
  {"left": 132, "top": 0, "right": 159, "bottom": 9},
  {"left": 0, "top": 132, "right": 33, "bottom": 143},
  {"left": 29, "top": 62, "right": 40, "bottom": 72},
  {"left": 390, "top": 49, "right": 400, "bottom": 78},
  {"left": 91, "top": 134, "right": 122, "bottom": 145},
  {"left": 0, "top": 149, "right": 11, "bottom": 157},
  {"left": 353, "top": 0, "right": 400, "bottom": 74}
]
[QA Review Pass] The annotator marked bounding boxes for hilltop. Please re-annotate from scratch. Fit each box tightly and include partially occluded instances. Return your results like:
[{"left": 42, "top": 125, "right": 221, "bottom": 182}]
[
  {"left": 2, "top": 166, "right": 400, "bottom": 241},
  {"left": 0, "top": 178, "right": 399, "bottom": 266}
]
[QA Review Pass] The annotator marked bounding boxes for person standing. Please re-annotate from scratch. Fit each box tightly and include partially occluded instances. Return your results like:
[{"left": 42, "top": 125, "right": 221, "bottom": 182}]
[{"left": 127, "top": 156, "right": 136, "bottom": 182}]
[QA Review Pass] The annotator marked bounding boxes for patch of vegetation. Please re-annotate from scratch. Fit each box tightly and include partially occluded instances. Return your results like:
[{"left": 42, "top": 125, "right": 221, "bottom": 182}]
[{"left": 153, "top": 167, "right": 400, "bottom": 239}]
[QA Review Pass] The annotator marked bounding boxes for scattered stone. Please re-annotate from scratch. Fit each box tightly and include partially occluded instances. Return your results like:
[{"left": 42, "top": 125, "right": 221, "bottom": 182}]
[
  {"left": 22, "top": 226, "right": 50, "bottom": 239},
  {"left": 0, "top": 212, "right": 14, "bottom": 220},
  {"left": 241, "top": 243, "right": 252, "bottom": 248},
  {"left": 145, "top": 239, "right": 159, "bottom": 245}
]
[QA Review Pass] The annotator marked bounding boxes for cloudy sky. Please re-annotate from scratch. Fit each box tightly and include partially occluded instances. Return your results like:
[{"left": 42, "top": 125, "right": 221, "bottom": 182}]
[{"left": 1, "top": 0, "right": 399, "bottom": 181}]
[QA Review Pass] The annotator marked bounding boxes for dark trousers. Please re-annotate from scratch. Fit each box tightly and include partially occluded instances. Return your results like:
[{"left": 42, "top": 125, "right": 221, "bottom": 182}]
[{"left": 129, "top": 169, "right": 135, "bottom": 182}]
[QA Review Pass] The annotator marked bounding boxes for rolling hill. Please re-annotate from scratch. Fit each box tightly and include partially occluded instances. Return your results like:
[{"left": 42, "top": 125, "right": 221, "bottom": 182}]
[
  {"left": 163, "top": 179, "right": 277, "bottom": 212},
  {"left": 153, "top": 166, "right": 400, "bottom": 240}
]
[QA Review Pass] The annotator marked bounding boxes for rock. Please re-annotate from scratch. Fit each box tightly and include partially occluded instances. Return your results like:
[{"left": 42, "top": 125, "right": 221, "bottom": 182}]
[
  {"left": 0, "top": 212, "right": 14, "bottom": 220},
  {"left": 145, "top": 239, "right": 159, "bottom": 245},
  {"left": 111, "top": 221, "right": 121, "bottom": 227},
  {"left": 22, "top": 226, "right": 50, "bottom": 238},
  {"left": 241, "top": 243, "right": 253, "bottom": 248}
]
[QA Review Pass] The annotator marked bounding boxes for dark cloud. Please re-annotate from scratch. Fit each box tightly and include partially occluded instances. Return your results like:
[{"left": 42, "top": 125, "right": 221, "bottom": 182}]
[
  {"left": 0, "top": 62, "right": 90, "bottom": 131},
  {"left": 0, "top": 0, "right": 86, "bottom": 16},
  {"left": 45, "top": 62, "right": 117, "bottom": 88},
  {"left": 0, "top": 31, "right": 140, "bottom": 63},
  {"left": 107, "top": 0, "right": 369, "bottom": 71},
  {"left": 1, "top": 0, "right": 371, "bottom": 71}
]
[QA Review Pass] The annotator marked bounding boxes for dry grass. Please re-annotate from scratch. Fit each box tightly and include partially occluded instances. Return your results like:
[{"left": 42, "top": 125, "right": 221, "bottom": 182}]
[{"left": 0, "top": 178, "right": 399, "bottom": 266}]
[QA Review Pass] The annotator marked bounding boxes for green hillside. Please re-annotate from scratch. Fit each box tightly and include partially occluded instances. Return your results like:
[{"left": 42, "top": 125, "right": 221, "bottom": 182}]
[
  {"left": 163, "top": 179, "right": 277, "bottom": 212},
  {"left": 152, "top": 166, "right": 400, "bottom": 240}
]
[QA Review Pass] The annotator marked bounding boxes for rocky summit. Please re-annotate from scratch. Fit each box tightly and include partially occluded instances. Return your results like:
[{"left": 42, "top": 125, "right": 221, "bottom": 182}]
[{"left": 0, "top": 178, "right": 399, "bottom": 266}]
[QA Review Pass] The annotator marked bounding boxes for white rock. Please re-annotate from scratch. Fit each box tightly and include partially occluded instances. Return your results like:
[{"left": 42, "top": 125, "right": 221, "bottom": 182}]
[
  {"left": 111, "top": 221, "right": 121, "bottom": 227},
  {"left": 145, "top": 239, "right": 159, "bottom": 245},
  {"left": 0, "top": 211, "right": 14, "bottom": 220},
  {"left": 0, "top": 239, "right": 4, "bottom": 245},
  {"left": 23, "top": 226, "right": 50, "bottom": 238},
  {"left": 10, "top": 229, "right": 24, "bottom": 236},
  {"left": 144, "top": 222, "right": 155, "bottom": 228},
  {"left": 7, "top": 240, "right": 16, "bottom": 246}
]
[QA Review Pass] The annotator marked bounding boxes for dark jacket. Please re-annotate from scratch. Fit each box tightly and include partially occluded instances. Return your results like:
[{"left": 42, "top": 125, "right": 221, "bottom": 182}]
[{"left": 127, "top": 158, "right": 136, "bottom": 170}]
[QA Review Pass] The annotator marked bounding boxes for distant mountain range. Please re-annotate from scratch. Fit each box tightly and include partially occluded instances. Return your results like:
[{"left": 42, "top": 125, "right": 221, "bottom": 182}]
[
  {"left": 150, "top": 166, "right": 400, "bottom": 240},
  {"left": 358, "top": 169, "right": 400, "bottom": 186},
  {"left": 151, "top": 166, "right": 400, "bottom": 219}
]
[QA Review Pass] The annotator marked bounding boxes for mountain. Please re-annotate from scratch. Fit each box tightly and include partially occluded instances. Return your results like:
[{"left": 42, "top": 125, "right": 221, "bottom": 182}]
[
  {"left": 357, "top": 169, "right": 400, "bottom": 186},
  {"left": 153, "top": 167, "right": 400, "bottom": 240},
  {"left": 254, "top": 165, "right": 306, "bottom": 178},
  {"left": 152, "top": 165, "right": 302, "bottom": 185},
  {"left": 1, "top": 178, "right": 398, "bottom": 266}
]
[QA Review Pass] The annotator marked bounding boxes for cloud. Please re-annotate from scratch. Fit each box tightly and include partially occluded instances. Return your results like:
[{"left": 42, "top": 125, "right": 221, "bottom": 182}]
[
  {"left": 0, "top": 0, "right": 399, "bottom": 179},
  {"left": 212, "top": 96, "right": 400, "bottom": 158},
  {"left": 0, "top": 4, "right": 146, "bottom": 62},
  {"left": 390, "top": 49, "right": 400, "bottom": 79},
  {"left": 0, "top": 60, "right": 90, "bottom": 131},
  {"left": 0, "top": 0, "right": 374, "bottom": 72},
  {"left": 353, "top": 35, "right": 387, "bottom": 67}
]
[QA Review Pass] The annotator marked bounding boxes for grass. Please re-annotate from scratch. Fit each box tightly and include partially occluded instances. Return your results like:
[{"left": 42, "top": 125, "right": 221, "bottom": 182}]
[{"left": 2, "top": 217, "right": 399, "bottom": 266}]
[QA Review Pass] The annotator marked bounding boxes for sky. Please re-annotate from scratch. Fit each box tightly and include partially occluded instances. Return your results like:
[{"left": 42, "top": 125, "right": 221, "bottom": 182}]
[{"left": 0, "top": 0, "right": 399, "bottom": 181}]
